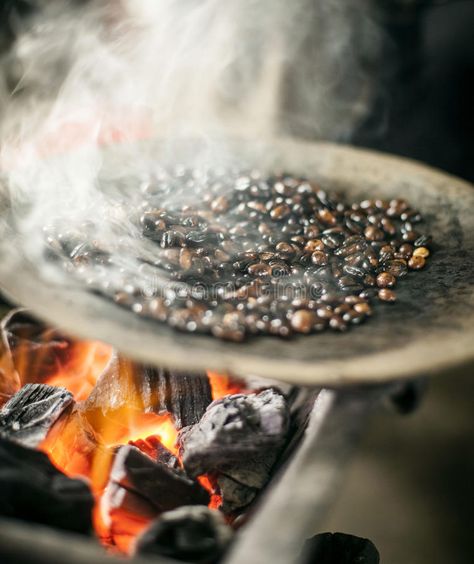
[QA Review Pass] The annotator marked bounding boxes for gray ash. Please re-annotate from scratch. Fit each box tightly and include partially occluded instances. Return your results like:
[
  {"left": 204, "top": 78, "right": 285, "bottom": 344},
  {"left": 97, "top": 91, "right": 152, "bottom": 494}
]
[{"left": 47, "top": 168, "right": 433, "bottom": 342}]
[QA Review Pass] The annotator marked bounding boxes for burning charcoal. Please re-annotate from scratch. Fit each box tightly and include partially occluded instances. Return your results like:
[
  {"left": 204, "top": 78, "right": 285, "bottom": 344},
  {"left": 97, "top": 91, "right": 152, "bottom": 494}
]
[
  {"left": 135, "top": 506, "right": 233, "bottom": 564},
  {"left": 0, "top": 437, "right": 93, "bottom": 534},
  {"left": 179, "top": 389, "right": 289, "bottom": 512},
  {"left": 131, "top": 435, "right": 180, "bottom": 471},
  {"left": 103, "top": 481, "right": 157, "bottom": 521},
  {"left": 299, "top": 532, "right": 380, "bottom": 564},
  {"left": 154, "top": 369, "right": 213, "bottom": 428},
  {"left": 0, "top": 383, "right": 73, "bottom": 448},
  {"left": 108, "top": 445, "right": 209, "bottom": 513},
  {"left": 101, "top": 480, "right": 157, "bottom": 555}
]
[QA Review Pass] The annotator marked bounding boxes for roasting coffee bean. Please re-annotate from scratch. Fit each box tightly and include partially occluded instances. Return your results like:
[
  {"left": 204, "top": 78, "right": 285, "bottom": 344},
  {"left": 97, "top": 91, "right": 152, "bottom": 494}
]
[
  {"left": 408, "top": 255, "right": 426, "bottom": 270},
  {"left": 376, "top": 272, "right": 396, "bottom": 289},
  {"left": 51, "top": 167, "right": 432, "bottom": 342},
  {"left": 378, "top": 288, "right": 397, "bottom": 302}
]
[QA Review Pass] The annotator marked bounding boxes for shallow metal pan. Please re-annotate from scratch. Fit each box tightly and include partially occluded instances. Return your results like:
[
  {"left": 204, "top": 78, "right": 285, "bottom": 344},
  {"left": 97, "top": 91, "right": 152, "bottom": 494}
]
[{"left": 0, "top": 139, "right": 473, "bottom": 385}]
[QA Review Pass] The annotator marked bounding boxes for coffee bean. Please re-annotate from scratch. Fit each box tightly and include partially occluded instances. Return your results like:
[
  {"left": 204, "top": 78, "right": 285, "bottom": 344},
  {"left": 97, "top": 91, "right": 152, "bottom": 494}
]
[
  {"left": 318, "top": 209, "right": 336, "bottom": 225},
  {"left": 413, "top": 246, "right": 430, "bottom": 258},
  {"left": 305, "top": 239, "right": 325, "bottom": 252},
  {"left": 329, "top": 316, "right": 348, "bottom": 331},
  {"left": 210, "top": 196, "right": 229, "bottom": 213},
  {"left": 376, "top": 272, "right": 396, "bottom": 288},
  {"left": 270, "top": 204, "right": 291, "bottom": 220},
  {"left": 311, "top": 251, "right": 329, "bottom": 266},
  {"left": 378, "top": 288, "right": 397, "bottom": 302},
  {"left": 248, "top": 263, "right": 272, "bottom": 277},
  {"left": 364, "top": 226, "right": 384, "bottom": 241},
  {"left": 408, "top": 255, "right": 426, "bottom": 270},
  {"left": 55, "top": 167, "right": 432, "bottom": 342},
  {"left": 354, "top": 302, "right": 372, "bottom": 315},
  {"left": 290, "top": 310, "right": 316, "bottom": 333},
  {"left": 398, "top": 244, "right": 413, "bottom": 259}
]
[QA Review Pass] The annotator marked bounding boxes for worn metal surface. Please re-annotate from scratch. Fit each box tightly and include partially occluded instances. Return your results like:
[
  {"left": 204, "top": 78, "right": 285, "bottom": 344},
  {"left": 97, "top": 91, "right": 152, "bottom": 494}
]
[
  {"left": 225, "top": 385, "right": 387, "bottom": 564},
  {"left": 0, "top": 139, "right": 473, "bottom": 385}
]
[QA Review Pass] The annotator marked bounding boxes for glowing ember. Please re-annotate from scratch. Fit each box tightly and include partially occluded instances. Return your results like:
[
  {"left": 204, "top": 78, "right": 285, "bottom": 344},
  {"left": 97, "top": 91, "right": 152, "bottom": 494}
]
[
  {"left": 33, "top": 347, "right": 245, "bottom": 554},
  {"left": 4, "top": 310, "right": 251, "bottom": 555}
]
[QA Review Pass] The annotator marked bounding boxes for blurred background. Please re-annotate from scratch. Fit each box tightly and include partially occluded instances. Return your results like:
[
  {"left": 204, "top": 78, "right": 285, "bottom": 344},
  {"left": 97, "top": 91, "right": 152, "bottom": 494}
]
[
  {"left": 331, "top": 6, "right": 474, "bottom": 561},
  {"left": 0, "top": 1, "right": 473, "bottom": 563}
]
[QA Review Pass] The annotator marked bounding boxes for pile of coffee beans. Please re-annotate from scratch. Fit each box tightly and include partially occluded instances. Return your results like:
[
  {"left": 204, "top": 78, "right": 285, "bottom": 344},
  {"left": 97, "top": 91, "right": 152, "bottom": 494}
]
[{"left": 49, "top": 168, "right": 432, "bottom": 342}]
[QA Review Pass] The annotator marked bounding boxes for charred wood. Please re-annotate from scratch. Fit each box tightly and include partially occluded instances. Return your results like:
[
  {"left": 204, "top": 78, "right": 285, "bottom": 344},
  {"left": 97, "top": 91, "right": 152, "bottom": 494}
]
[
  {"left": 86, "top": 361, "right": 212, "bottom": 430},
  {"left": 136, "top": 505, "right": 233, "bottom": 564},
  {"left": 152, "top": 369, "right": 213, "bottom": 429},
  {"left": 0, "top": 384, "right": 73, "bottom": 448},
  {"left": 0, "top": 437, "right": 93, "bottom": 534},
  {"left": 108, "top": 445, "right": 209, "bottom": 513}
]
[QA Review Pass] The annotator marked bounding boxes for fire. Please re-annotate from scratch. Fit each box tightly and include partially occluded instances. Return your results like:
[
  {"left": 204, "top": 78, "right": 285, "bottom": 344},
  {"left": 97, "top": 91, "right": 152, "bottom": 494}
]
[
  {"left": 41, "top": 370, "right": 179, "bottom": 552},
  {"left": 5, "top": 313, "right": 247, "bottom": 555},
  {"left": 45, "top": 341, "right": 113, "bottom": 401},
  {"left": 208, "top": 371, "right": 248, "bottom": 399}
]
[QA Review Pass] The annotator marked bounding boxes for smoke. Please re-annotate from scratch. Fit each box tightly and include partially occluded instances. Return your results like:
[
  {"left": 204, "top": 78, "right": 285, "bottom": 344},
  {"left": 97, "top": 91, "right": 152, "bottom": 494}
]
[{"left": 0, "top": 0, "right": 382, "bottom": 291}]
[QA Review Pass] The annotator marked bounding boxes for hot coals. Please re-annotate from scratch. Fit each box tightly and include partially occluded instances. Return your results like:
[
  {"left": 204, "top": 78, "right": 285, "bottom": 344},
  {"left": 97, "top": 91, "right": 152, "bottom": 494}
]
[
  {"left": 47, "top": 169, "right": 433, "bottom": 341},
  {"left": 0, "top": 310, "right": 294, "bottom": 557}
]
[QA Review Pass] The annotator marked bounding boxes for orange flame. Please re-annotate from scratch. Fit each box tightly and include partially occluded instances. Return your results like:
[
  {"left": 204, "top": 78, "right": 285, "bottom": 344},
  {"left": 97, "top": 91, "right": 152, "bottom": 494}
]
[
  {"left": 17, "top": 332, "right": 249, "bottom": 554},
  {"left": 207, "top": 371, "right": 248, "bottom": 400},
  {"left": 45, "top": 341, "right": 114, "bottom": 401},
  {"left": 40, "top": 352, "right": 180, "bottom": 553}
]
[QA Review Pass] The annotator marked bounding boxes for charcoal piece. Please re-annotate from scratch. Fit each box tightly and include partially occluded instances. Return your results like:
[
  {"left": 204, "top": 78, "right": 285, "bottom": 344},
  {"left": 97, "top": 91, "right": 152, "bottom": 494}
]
[
  {"left": 216, "top": 475, "right": 257, "bottom": 513},
  {"left": 101, "top": 480, "right": 158, "bottom": 554},
  {"left": 109, "top": 445, "right": 209, "bottom": 513},
  {"left": 153, "top": 369, "right": 213, "bottom": 429},
  {"left": 179, "top": 389, "right": 289, "bottom": 480},
  {"left": 136, "top": 506, "right": 233, "bottom": 564},
  {"left": 102, "top": 480, "right": 157, "bottom": 522},
  {"left": 0, "top": 383, "right": 73, "bottom": 448},
  {"left": 0, "top": 437, "right": 93, "bottom": 534},
  {"left": 130, "top": 435, "right": 180, "bottom": 471},
  {"left": 299, "top": 533, "right": 380, "bottom": 564}
]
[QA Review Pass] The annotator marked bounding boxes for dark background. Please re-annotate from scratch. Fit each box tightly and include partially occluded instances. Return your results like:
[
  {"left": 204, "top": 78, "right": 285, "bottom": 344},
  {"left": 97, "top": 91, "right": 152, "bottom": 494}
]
[{"left": 329, "top": 4, "right": 474, "bottom": 563}]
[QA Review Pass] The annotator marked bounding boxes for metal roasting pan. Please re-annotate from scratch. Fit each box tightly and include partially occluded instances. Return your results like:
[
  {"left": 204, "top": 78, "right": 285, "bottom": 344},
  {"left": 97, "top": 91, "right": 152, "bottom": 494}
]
[{"left": 0, "top": 138, "right": 473, "bottom": 385}]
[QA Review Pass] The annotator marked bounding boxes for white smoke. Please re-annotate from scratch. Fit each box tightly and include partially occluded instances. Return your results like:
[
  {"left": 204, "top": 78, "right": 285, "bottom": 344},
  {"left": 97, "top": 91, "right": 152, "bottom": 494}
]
[{"left": 0, "top": 0, "right": 382, "bottom": 287}]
